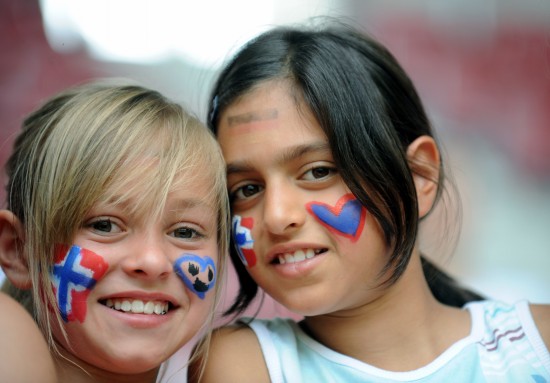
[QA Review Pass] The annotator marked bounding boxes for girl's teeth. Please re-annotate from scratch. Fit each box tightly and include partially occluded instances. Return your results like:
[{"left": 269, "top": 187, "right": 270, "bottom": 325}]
[
  {"left": 278, "top": 249, "right": 317, "bottom": 264},
  {"left": 144, "top": 301, "right": 155, "bottom": 314},
  {"left": 121, "top": 300, "right": 132, "bottom": 312},
  {"left": 154, "top": 303, "right": 164, "bottom": 315},
  {"left": 294, "top": 250, "right": 306, "bottom": 262},
  {"left": 105, "top": 299, "right": 168, "bottom": 315},
  {"left": 131, "top": 300, "right": 144, "bottom": 313}
]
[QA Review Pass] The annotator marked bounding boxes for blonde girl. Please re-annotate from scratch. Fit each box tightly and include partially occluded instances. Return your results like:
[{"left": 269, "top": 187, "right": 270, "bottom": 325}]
[{"left": 0, "top": 81, "right": 229, "bottom": 383}]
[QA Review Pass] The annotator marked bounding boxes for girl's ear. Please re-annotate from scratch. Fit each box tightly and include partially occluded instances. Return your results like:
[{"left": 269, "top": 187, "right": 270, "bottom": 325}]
[
  {"left": 0, "top": 210, "right": 32, "bottom": 289},
  {"left": 406, "top": 136, "right": 441, "bottom": 219}
]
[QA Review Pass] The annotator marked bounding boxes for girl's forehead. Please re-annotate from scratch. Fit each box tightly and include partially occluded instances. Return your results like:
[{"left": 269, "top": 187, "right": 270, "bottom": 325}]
[
  {"left": 98, "top": 161, "right": 218, "bottom": 210},
  {"left": 227, "top": 80, "right": 293, "bottom": 113},
  {"left": 219, "top": 81, "right": 322, "bottom": 138}
]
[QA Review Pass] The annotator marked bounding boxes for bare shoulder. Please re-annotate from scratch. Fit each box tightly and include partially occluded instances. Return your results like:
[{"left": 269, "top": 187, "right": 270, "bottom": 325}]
[
  {"left": 0, "top": 293, "right": 56, "bottom": 383},
  {"left": 529, "top": 303, "right": 550, "bottom": 349},
  {"left": 188, "top": 323, "right": 270, "bottom": 383}
]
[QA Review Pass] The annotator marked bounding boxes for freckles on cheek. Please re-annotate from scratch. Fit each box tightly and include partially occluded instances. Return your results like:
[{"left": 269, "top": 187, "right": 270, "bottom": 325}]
[
  {"left": 174, "top": 254, "right": 217, "bottom": 300},
  {"left": 306, "top": 193, "right": 367, "bottom": 242},
  {"left": 50, "top": 245, "right": 109, "bottom": 323},
  {"left": 231, "top": 215, "right": 257, "bottom": 267}
]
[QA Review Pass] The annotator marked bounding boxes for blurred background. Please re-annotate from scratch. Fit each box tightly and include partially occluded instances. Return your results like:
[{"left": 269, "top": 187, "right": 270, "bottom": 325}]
[{"left": 1, "top": 0, "right": 549, "bottom": 322}]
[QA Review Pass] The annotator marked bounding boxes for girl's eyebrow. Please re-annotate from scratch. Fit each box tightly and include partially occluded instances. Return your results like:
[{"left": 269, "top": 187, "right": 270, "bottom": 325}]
[
  {"left": 170, "top": 198, "right": 216, "bottom": 211},
  {"left": 226, "top": 141, "right": 331, "bottom": 176},
  {"left": 100, "top": 195, "right": 215, "bottom": 213}
]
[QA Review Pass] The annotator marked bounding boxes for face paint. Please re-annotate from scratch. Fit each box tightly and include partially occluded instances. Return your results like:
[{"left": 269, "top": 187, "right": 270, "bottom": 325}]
[
  {"left": 227, "top": 109, "right": 278, "bottom": 126},
  {"left": 174, "top": 254, "right": 216, "bottom": 299},
  {"left": 51, "top": 245, "right": 109, "bottom": 323},
  {"left": 232, "top": 215, "right": 257, "bottom": 267},
  {"left": 306, "top": 193, "right": 367, "bottom": 242}
]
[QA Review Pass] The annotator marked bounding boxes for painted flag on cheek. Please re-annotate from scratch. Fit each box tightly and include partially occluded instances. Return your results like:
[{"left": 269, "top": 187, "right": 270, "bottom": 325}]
[
  {"left": 51, "top": 245, "right": 109, "bottom": 323},
  {"left": 232, "top": 215, "right": 257, "bottom": 267}
]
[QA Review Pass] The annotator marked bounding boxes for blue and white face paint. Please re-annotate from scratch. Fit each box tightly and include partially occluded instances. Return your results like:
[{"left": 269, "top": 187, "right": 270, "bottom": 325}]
[{"left": 174, "top": 253, "right": 217, "bottom": 299}]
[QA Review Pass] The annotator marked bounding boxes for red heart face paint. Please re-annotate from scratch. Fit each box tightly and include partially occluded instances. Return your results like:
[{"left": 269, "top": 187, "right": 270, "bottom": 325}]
[
  {"left": 306, "top": 193, "right": 367, "bottom": 242},
  {"left": 51, "top": 245, "right": 109, "bottom": 323},
  {"left": 232, "top": 215, "right": 257, "bottom": 267}
]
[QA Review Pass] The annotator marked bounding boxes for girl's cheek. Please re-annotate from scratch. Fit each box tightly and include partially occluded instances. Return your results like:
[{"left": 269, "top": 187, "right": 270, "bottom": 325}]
[
  {"left": 306, "top": 193, "right": 367, "bottom": 242},
  {"left": 231, "top": 215, "right": 257, "bottom": 268},
  {"left": 173, "top": 254, "right": 217, "bottom": 299},
  {"left": 50, "top": 245, "right": 109, "bottom": 323}
]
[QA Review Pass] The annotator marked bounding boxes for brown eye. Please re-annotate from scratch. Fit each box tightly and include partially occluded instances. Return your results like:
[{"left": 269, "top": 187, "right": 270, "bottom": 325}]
[
  {"left": 242, "top": 185, "right": 260, "bottom": 197},
  {"left": 87, "top": 218, "right": 122, "bottom": 235},
  {"left": 232, "top": 184, "right": 263, "bottom": 201},
  {"left": 311, "top": 167, "right": 330, "bottom": 178},
  {"left": 302, "top": 166, "right": 336, "bottom": 181},
  {"left": 172, "top": 227, "right": 201, "bottom": 239},
  {"left": 92, "top": 219, "right": 113, "bottom": 232}
]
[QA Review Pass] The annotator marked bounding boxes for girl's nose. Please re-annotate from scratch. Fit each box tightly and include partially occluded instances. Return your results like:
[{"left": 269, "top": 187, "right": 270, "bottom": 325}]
[
  {"left": 262, "top": 181, "right": 306, "bottom": 236},
  {"left": 121, "top": 235, "right": 172, "bottom": 281}
]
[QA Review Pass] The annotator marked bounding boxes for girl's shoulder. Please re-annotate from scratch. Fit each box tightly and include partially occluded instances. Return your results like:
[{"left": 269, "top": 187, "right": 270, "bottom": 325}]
[
  {"left": 530, "top": 303, "right": 550, "bottom": 350},
  {"left": 190, "top": 323, "right": 270, "bottom": 383},
  {"left": 0, "top": 293, "right": 56, "bottom": 383}
]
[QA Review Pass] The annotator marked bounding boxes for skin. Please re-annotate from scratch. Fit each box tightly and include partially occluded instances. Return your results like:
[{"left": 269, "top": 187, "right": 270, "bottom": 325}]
[
  {"left": 0, "top": 163, "right": 220, "bottom": 383},
  {"left": 193, "top": 80, "right": 550, "bottom": 382},
  {"left": 0, "top": 292, "right": 57, "bottom": 383}
]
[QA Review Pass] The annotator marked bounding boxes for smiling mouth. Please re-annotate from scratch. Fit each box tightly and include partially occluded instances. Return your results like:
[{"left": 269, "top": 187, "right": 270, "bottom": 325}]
[
  {"left": 100, "top": 298, "right": 173, "bottom": 315},
  {"left": 274, "top": 248, "right": 327, "bottom": 265}
]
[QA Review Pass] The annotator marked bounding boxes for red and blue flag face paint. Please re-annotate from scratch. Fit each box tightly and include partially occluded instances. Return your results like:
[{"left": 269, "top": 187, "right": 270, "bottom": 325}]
[
  {"left": 306, "top": 193, "right": 366, "bottom": 242},
  {"left": 174, "top": 254, "right": 216, "bottom": 300},
  {"left": 51, "top": 245, "right": 109, "bottom": 323},
  {"left": 232, "top": 215, "right": 257, "bottom": 267}
]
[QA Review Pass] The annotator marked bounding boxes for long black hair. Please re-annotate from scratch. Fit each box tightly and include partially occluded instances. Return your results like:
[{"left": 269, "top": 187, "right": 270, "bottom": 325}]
[{"left": 208, "top": 22, "right": 483, "bottom": 315}]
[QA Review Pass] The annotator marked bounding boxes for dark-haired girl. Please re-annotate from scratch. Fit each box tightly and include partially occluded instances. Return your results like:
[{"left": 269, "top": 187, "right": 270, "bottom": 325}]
[{"left": 190, "top": 22, "right": 550, "bottom": 383}]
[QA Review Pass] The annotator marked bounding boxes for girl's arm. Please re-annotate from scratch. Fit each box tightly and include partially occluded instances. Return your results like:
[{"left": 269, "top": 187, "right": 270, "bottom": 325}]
[
  {"left": 188, "top": 324, "right": 270, "bottom": 383},
  {"left": 531, "top": 304, "right": 550, "bottom": 350},
  {"left": 0, "top": 292, "right": 57, "bottom": 383}
]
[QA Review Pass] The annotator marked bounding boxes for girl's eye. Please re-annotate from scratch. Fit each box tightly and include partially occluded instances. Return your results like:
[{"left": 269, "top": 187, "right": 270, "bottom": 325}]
[
  {"left": 88, "top": 218, "right": 121, "bottom": 234},
  {"left": 171, "top": 226, "right": 204, "bottom": 240},
  {"left": 231, "top": 184, "right": 263, "bottom": 201},
  {"left": 302, "top": 166, "right": 336, "bottom": 181}
]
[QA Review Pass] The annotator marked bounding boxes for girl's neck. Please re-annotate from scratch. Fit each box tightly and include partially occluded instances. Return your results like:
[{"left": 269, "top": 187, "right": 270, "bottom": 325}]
[{"left": 301, "top": 254, "right": 471, "bottom": 372}]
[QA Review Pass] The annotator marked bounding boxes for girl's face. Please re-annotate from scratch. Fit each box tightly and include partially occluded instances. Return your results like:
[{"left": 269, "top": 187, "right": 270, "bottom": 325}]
[
  {"left": 50, "top": 164, "right": 219, "bottom": 377},
  {"left": 218, "top": 80, "right": 391, "bottom": 316}
]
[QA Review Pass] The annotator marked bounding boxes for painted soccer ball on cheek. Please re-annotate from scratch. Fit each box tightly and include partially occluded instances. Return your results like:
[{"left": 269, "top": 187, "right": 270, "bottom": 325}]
[
  {"left": 51, "top": 245, "right": 109, "bottom": 323},
  {"left": 232, "top": 215, "right": 257, "bottom": 267},
  {"left": 306, "top": 193, "right": 367, "bottom": 242},
  {"left": 174, "top": 254, "right": 217, "bottom": 299}
]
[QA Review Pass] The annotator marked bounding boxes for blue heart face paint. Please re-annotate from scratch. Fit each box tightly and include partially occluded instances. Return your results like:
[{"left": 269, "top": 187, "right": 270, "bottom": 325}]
[
  {"left": 51, "top": 245, "right": 109, "bottom": 323},
  {"left": 306, "top": 193, "right": 367, "bottom": 242},
  {"left": 232, "top": 215, "right": 257, "bottom": 267},
  {"left": 174, "top": 254, "right": 217, "bottom": 299}
]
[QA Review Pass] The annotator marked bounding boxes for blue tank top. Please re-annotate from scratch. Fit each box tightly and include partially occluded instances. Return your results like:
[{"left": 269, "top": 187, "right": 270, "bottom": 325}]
[{"left": 247, "top": 300, "right": 550, "bottom": 382}]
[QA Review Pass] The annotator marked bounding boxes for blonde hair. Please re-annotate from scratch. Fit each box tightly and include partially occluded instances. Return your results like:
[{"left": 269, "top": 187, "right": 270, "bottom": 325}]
[{"left": 4, "top": 80, "right": 229, "bottom": 363}]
